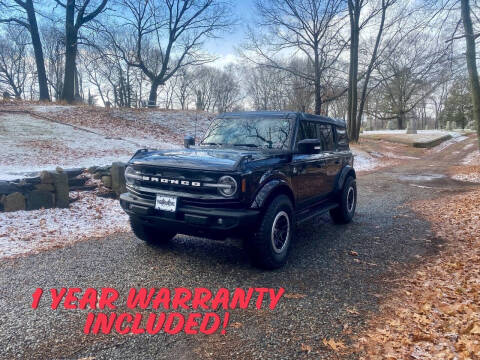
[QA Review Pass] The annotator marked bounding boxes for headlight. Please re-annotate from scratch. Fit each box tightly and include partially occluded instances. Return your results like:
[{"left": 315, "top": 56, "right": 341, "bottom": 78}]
[
  {"left": 125, "top": 166, "right": 141, "bottom": 185},
  {"left": 218, "top": 176, "right": 237, "bottom": 197}
]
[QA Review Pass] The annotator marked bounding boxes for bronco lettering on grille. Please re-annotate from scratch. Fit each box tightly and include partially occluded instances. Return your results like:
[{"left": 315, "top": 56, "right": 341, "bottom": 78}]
[{"left": 142, "top": 176, "right": 202, "bottom": 187}]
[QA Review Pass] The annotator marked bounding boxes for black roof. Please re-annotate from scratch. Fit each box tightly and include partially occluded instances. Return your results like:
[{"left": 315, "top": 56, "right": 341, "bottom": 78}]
[{"left": 219, "top": 111, "right": 346, "bottom": 128}]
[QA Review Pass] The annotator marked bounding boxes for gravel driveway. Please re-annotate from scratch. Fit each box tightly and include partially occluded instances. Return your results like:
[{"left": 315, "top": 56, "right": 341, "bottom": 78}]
[{"left": 0, "top": 136, "right": 478, "bottom": 360}]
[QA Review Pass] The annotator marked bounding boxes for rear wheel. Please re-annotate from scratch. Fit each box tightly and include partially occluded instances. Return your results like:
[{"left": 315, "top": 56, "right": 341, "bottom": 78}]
[
  {"left": 246, "top": 195, "right": 294, "bottom": 269},
  {"left": 330, "top": 176, "right": 357, "bottom": 224},
  {"left": 130, "top": 217, "right": 176, "bottom": 244}
]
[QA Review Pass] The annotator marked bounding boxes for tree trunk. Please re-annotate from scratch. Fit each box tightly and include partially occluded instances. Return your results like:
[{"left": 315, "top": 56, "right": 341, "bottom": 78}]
[
  {"left": 314, "top": 49, "right": 322, "bottom": 115},
  {"left": 25, "top": 0, "right": 50, "bottom": 101},
  {"left": 61, "top": 0, "right": 77, "bottom": 103},
  {"left": 347, "top": 0, "right": 360, "bottom": 142},
  {"left": 461, "top": 0, "right": 480, "bottom": 148},
  {"left": 397, "top": 112, "right": 406, "bottom": 130},
  {"left": 148, "top": 81, "right": 159, "bottom": 107}
]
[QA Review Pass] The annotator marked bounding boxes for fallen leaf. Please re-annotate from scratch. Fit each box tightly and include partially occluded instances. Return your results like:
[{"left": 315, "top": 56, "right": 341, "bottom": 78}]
[
  {"left": 301, "top": 343, "right": 312, "bottom": 353},
  {"left": 322, "top": 338, "right": 346, "bottom": 351}
]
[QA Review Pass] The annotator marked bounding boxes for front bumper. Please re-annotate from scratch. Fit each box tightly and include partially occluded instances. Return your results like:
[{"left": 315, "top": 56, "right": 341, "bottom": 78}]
[{"left": 119, "top": 192, "right": 260, "bottom": 238}]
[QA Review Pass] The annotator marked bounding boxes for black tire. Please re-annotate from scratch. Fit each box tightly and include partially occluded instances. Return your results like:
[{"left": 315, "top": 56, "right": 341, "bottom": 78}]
[
  {"left": 130, "top": 217, "right": 176, "bottom": 244},
  {"left": 330, "top": 176, "right": 357, "bottom": 224},
  {"left": 246, "top": 195, "right": 294, "bottom": 270}
]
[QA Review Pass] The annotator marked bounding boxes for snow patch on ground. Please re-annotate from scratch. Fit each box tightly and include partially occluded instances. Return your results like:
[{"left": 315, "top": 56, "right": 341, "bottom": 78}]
[
  {"left": 0, "top": 113, "right": 176, "bottom": 180},
  {"left": 0, "top": 191, "right": 129, "bottom": 259},
  {"left": 31, "top": 105, "right": 74, "bottom": 113},
  {"left": 462, "top": 150, "right": 480, "bottom": 165},
  {"left": 352, "top": 149, "right": 380, "bottom": 171},
  {"left": 111, "top": 109, "right": 214, "bottom": 141},
  {"left": 452, "top": 173, "right": 480, "bottom": 183},
  {"left": 364, "top": 130, "right": 463, "bottom": 137},
  {"left": 430, "top": 136, "right": 468, "bottom": 153}
]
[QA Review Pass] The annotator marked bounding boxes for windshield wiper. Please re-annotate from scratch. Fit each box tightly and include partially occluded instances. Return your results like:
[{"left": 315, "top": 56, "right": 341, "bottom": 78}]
[{"left": 232, "top": 143, "right": 259, "bottom": 148}]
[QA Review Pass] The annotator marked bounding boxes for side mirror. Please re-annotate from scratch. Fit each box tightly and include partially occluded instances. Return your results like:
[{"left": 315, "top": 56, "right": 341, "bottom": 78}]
[
  {"left": 184, "top": 135, "right": 195, "bottom": 148},
  {"left": 297, "top": 139, "right": 321, "bottom": 154}
]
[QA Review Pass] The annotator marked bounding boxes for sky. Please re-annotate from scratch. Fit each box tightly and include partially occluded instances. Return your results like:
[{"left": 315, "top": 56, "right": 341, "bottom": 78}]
[{"left": 204, "top": 0, "right": 256, "bottom": 67}]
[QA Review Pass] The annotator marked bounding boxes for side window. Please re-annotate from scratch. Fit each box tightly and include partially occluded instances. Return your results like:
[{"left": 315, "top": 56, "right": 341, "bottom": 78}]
[
  {"left": 296, "top": 121, "right": 317, "bottom": 143},
  {"left": 317, "top": 124, "right": 335, "bottom": 151},
  {"left": 336, "top": 127, "right": 349, "bottom": 149}
]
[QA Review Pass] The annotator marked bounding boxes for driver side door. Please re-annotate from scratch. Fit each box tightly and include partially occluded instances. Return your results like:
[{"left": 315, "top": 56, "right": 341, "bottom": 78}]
[{"left": 291, "top": 120, "right": 329, "bottom": 209}]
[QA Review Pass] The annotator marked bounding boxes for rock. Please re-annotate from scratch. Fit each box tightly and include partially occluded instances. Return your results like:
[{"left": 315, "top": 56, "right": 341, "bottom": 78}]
[
  {"left": 40, "top": 171, "right": 55, "bottom": 184},
  {"left": 23, "top": 176, "right": 41, "bottom": 185},
  {"left": 68, "top": 177, "right": 88, "bottom": 187},
  {"left": 64, "top": 168, "right": 84, "bottom": 179},
  {"left": 97, "top": 190, "right": 117, "bottom": 199},
  {"left": 15, "top": 182, "right": 35, "bottom": 194},
  {"left": 2, "top": 192, "right": 26, "bottom": 212},
  {"left": 26, "top": 190, "right": 55, "bottom": 210},
  {"left": 52, "top": 171, "right": 69, "bottom": 208},
  {"left": 70, "top": 184, "right": 97, "bottom": 192},
  {"left": 87, "top": 166, "right": 98, "bottom": 174},
  {"left": 0, "top": 181, "right": 19, "bottom": 195},
  {"left": 110, "top": 162, "right": 126, "bottom": 195},
  {"left": 35, "top": 183, "right": 55, "bottom": 192},
  {"left": 102, "top": 176, "right": 112, "bottom": 188},
  {"left": 56, "top": 166, "right": 64, "bottom": 173}
]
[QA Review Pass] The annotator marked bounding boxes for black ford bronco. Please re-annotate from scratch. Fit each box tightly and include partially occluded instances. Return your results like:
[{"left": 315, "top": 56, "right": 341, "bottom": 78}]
[{"left": 120, "top": 111, "right": 356, "bottom": 269}]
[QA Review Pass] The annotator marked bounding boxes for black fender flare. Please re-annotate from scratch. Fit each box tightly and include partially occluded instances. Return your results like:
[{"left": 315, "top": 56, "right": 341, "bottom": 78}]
[
  {"left": 250, "top": 179, "right": 294, "bottom": 209},
  {"left": 335, "top": 165, "right": 356, "bottom": 192}
]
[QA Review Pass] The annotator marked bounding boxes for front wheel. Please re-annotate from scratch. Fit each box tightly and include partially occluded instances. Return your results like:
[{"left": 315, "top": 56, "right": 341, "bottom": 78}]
[
  {"left": 130, "top": 217, "right": 176, "bottom": 244},
  {"left": 330, "top": 176, "right": 357, "bottom": 224},
  {"left": 246, "top": 195, "right": 294, "bottom": 269}
]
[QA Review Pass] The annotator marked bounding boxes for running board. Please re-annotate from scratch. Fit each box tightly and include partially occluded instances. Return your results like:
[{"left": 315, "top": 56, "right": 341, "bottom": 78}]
[{"left": 295, "top": 202, "right": 339, "bottom": 224}]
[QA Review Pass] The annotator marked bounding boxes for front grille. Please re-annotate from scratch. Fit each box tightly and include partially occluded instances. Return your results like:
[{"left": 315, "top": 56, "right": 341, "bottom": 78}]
[
  {"left": 130, "top": 164, "right": 221, "bottom": 196},
  {"left": 127, "top": 165, "right": 242, "bottom": 208}
]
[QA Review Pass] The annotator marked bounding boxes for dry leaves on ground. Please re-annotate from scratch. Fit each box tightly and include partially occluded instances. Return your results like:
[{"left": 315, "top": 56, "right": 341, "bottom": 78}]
[{"left": 354, "top": 189, "right": 480, "bottom": 359}]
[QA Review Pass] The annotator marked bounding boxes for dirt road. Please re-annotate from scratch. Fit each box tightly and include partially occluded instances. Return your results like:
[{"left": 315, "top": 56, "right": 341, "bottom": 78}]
[{"left": 0, "top": 135, "right": 478, "bottom": 359}]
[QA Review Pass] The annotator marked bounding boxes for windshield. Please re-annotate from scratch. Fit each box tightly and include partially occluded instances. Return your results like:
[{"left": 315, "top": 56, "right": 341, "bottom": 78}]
[{"left": 201, "top": 116, "right": 293, "bottom": 150}]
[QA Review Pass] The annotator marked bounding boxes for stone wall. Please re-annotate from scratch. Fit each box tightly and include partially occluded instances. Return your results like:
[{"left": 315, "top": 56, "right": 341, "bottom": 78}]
[
  {"left": 89, "top": 162, "right": 126, "bottom": 198},
  {"left": 0, "top": 168, "right": 73, "bottom": 212},
  {"left": 0, "top": 163, "right": 127, "bottom": 212}
]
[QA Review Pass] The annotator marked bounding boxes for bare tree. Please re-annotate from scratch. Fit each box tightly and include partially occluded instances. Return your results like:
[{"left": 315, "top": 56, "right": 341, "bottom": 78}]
[
  {"left": 372, "top": 33, "right": 451, "bottom": 129},
  {"left": 244, "top": 65, "right": 289, "bottom": 111},
  {"left": 42, "top": 25, "right": 65, "bottom": 100},
  {"left": 0, "top": 27, "right": 29, "bottom": 98},
  {"left": 347, "top": 0, "right": 397, "bottom": 141},
  {"left": 54, "top": 0, "right": 108, "bottom": 103},
  {"left": 460, "top": 0, "right": 480, "bottom": 146},
  {"left": 213, "top": 64, "right": 242, "bottom": 113},
  {"left": 174, "top": 67, "right": 193, "bottom": 110},
  {"left": 244, "top": 0, "right": 348, "bottom": 115},
  {"left": 108, "top": 0, "right": 232, "bottom": 107},
  {"left": 0, "top": 0, "right": 50, "bottom": 100}
]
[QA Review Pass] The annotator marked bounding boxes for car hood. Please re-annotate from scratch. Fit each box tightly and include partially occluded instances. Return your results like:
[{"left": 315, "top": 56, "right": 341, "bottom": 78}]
[{"left": 130, "top": 147, "right": 289, "bottom": 172}]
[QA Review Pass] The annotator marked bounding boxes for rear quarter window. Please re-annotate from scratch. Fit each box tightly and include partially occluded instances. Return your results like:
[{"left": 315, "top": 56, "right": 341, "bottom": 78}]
[
  {"left": 318, "top": 124, "right": 335, "bottom": 151},
  {"left": 336, "top": 127, "right": 349, "bottom": 149}
]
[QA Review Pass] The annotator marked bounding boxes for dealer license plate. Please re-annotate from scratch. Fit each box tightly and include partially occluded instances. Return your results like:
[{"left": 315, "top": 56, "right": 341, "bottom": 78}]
[{"left": 155, "top": 195, "right": 177, "bottom": 212}]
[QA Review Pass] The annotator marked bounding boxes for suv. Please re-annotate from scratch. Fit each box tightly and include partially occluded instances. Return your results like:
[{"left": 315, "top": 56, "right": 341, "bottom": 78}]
[{"left": 120, "top": 111, "right": 356, "bottom": 269}]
